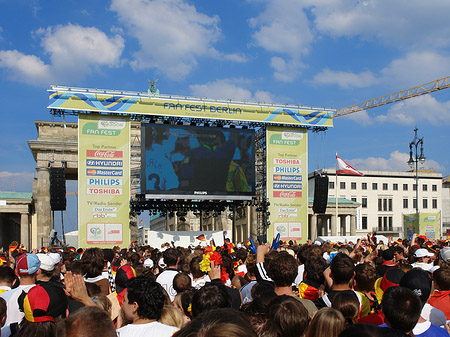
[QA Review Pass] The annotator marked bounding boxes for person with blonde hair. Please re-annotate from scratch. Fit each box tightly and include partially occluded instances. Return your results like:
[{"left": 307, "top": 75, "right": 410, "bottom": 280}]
[
  {"left": 305, "top": 308, "right": 345, "bottom": 337},
  {"left": 159, "top": 305, "right": 184, "bottom": 329}
]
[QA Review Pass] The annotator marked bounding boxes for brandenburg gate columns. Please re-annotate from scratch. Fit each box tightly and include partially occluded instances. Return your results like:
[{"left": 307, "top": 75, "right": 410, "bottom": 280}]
[{"left": 34, "top": 167, "right": 52, "bottom": 247}]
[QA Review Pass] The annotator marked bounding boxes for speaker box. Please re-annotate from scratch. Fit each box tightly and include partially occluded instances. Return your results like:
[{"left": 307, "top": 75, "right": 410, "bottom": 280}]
[
  {"left": 50, "top": 167, "right": 66, "bottom": 211},
  {"left": 313, "top": 175, "right": 329, "bottom": 214}
]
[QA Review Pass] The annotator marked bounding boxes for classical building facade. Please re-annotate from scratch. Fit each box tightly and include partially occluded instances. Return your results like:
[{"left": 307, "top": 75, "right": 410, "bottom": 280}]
[{"left": 309, "top": 169, "right": 443, "bottom": 239}]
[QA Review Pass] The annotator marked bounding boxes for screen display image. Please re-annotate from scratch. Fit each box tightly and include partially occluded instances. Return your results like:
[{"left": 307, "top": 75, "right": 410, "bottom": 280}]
[{"left": 141, "top": 123, "right": 255, "bottom": 200}]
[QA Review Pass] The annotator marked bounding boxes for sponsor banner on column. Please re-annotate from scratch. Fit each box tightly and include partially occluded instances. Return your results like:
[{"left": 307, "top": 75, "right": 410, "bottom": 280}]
[
  {"left": 78, "top": 114, "right": 130, "bottom": 248},
  {"left": 266, "top": 126, "right": 307, "bottom": 243}
]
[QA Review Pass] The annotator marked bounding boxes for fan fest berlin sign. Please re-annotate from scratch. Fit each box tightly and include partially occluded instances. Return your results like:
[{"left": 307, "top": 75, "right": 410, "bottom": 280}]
[
  {"left": 48, "top": 88, "right": 334, "bottom": 127},
  {"left": 266, "top": 126, "right": 308, "bottom": 243},
  {"left": 78, "top": 114, "right": 131, "bottom": 248}
]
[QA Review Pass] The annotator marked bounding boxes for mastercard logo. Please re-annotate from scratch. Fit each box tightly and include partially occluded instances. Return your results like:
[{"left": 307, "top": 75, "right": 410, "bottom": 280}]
[{"left": 87, "top": 169, "right": 97, "bottom": 175}]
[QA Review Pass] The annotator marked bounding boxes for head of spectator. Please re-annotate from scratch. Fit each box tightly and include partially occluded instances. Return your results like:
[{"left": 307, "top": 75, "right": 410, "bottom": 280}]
[
  {"left": 374, "top": 268, "right": 405, "bottom": 301},
  {"left": 304, "top": 256, "right": 327, "bottom": 286},
  {"left": 81, "top": 248, "right": 104, "bottom": 278},
  {"left": 16, "top": 253, "right": 41, "bottom": 284},
  {"left": 382, "top": 249, "right": 394, "bottom": 262},
  {"left": 18, "top": 282, "right": 68, "bottom": 337},
  {"left": 267, "top": 251, "right": 297, "bottom": 292},
  {"left": 330, "top": 253, "right": 355, "bottom": 288},
  {"left": 338, "top": 324, "right": 388, "bottom": 337},
  {"left": 173, "top": 272, "right": 192, "bottom": 293},
  {"left": 392, "top": 246, "right": 405, "bottom": 263},
  {"left": 433, "top": 266, "right": 450, "bottom": 291},
  {"left": 115, "top": 265, "right": 136, "bottom": 295},
  {"left": 174, "top": 308, "right": 257, "bottom": 337},
  {"left": 91, "top": 294, "right": 112, "bottom": 314},
  {"left": 191, "top": 282, "right": 231, "bottom": 318},
  {"left": 163, "top": 248, "right": 180, "bottom": 268},
  {"left": 189, "top": 256, "right": 205, "bottom": 280},
  {"left": 331, "top": 291, "right": 360, "bottom": 327},
  {"left": 399, "top": 268, "right": 432, "bottom": 307},
  {"left": 122, "top": 276, "right": 166, "bottom": 323},
  {"left": 381, "top": 286, "right": 422, "bottom": 334},
  {"left": 37, "top": 253, "right": 56, "bottom": 282},
  {"left": 159, "top": 304, "right": 184, "bottom": 329},
  {"left": 414, "top": 248, "right": 433, "bottom": 264},
  {"left": 268, "top": 295, "right": 310, "bottom": 337},
  {"left": 305, "top": 307, "right": 345, "bottom": 337},
  {"left": 57, "top": 305, "right": 116, "bottom": 337},
  {"left": 354, "top": 263, "right": 377, "bottom": 294},
  {"left": 0, "top": 265, "right": 17, "bottom": 290},
  {"left": 438, "top": 247, "right": 450, "bottom": 267}
]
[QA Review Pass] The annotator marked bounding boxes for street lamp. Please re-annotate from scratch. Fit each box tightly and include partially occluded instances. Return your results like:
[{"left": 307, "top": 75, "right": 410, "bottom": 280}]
[{"left": 408, "top": 127, "right": 425, "bottom": 226}]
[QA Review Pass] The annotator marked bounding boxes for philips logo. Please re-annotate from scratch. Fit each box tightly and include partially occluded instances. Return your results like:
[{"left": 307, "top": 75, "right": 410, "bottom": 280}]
[{"left": 194, "top": 191, "right": 208, "bottom": 195}]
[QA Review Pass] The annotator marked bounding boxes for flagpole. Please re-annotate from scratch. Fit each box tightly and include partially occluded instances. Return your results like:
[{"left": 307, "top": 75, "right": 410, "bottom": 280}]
[{"left": 335, "top": 152, "right": 339, "bottom": 237}]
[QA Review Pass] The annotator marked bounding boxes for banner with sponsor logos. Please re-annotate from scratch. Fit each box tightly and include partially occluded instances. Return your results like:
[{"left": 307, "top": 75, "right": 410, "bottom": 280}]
[
  {"left": 403, "top": 212, "right": 441, "bottom": 240},
  {"left": 266, "top": 126, "right": 307, "bottom": 243},
  {"left": 78, "top": 114, "right": 130, "bottom": 248},
  {"left": 49, "top": 88, "right": 334, "bottom": 127}
]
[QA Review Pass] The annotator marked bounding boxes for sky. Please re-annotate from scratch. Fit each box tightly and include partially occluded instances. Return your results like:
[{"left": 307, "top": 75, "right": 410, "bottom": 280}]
[{"left": 1, "top": 0, "right": 450, "bottom": 234}]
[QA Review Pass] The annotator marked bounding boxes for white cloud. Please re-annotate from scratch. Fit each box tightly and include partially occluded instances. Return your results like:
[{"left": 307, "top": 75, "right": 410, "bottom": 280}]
[
  {"left": 311, "top": 68, "right": 378, "bottom": 89},
  {"left": 374, "top": 95, "right": 450, "bottom": 126},
  {"left": 0, "top": 171, "right": 34, "bottom": 192},
  {"left": 110, "top": 0, "right": 242, "bottom": 80},
  {"left": 347, "top": 150, "right": 444, "bottom": 172},
  {"left": 0, "top": 24, "right": 125, "bottom": 86},
  {"left": 189, "top": 79, "right": 273, "bottom": 102},
  {"left": 341, "top": 110, "right": 373, "bottom": 126},
  {"left": 380, "top": 51, "right": 450, "bottom": 89},
  {"left": 309, "top": 0, "right": 450, "bottom": 49}
]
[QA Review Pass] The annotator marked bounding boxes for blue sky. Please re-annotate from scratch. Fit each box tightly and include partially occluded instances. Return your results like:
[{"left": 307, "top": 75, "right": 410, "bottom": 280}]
[{"left": 1, "top": 0, "right": 450, "bottom": 233}]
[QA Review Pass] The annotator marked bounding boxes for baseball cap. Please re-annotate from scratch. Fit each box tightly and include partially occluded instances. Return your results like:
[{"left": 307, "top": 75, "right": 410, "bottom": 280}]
[
  {"left": 37, "top": 254, "right": 55, "bottom": 272},
  {"left": 440, "top": 247, "right": 450, "bottom": 263},
  {"left": 415, "top": 248, "right": 434, "bottom": 258},
  {"left": 374, "top": 268, "right": 405, "bottom": 301},
  {"left": 22, "top": 283, "right": 68, "bottom": 322},
  {"left": 49, "top": 252, "right": 62, "bottom": 265},
  {"left": 16, "top": 253, "right": 41, "bottom": 275},
  {"left": 400, "top": 269, "right": 432, "bottom": 305},
  {"left": 115, "top": 265, "right": 136, "bottom": 294},
  {"left": 143, "top": 258, "right": 154, "bottom": 269}
]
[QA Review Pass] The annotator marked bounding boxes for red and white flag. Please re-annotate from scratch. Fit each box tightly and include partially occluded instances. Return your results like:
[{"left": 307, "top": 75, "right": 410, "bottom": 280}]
[{"left": 336, "top": 155, "right": 363, "bottom": 176}]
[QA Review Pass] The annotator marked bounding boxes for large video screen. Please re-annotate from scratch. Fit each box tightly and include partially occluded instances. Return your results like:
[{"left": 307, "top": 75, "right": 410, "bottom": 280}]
[{"left": 141, "top": 123, "right": 255, "bottom": 200}]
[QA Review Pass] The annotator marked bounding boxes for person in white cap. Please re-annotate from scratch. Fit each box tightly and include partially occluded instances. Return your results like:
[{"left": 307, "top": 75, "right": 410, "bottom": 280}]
[
  {"left": 411, "top": 248, "right": 434, "bottom": 271},
  {"left": 36, "top": 253, "right": 56, "bottom": 282}
]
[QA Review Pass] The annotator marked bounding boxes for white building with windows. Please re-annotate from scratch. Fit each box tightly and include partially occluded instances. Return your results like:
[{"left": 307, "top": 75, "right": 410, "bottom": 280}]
[{"left": 308, "top": 169, "right": 443, "bottom": 239}]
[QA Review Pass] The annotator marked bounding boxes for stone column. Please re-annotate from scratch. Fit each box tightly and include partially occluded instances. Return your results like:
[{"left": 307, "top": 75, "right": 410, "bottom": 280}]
[
  {"left": 35, "top": 167, "right": 52, "bottom": 247},
  {"left": 310, "top": 214, "right": 317, "bottom": 240},
  {"left": 20, "top": 213, "right": 30, "bottom": 250},
  {"left": 331, "top": 215, "right": 337, "bottom": 236},
  {"left": 340, "top": 215, "right": 347, "bottom": 236},
  {"left": 350, "top": 215, "right": 356, "bottom": 236}
]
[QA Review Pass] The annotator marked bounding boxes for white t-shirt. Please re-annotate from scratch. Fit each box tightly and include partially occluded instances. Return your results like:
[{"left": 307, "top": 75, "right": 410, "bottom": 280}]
[
  {"left": 117, "top": 321, "right": 179, "bottom": 337},
  {"left": 156, "top": 269, "right": 179, "bottom": 302},
  {"left": 0, "top": 284, "right": 35, "bottom": 327}
]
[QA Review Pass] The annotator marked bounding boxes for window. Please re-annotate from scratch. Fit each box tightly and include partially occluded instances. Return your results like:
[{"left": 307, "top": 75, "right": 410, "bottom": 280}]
[
  {"left": 362, "top": 216, "right": 368, "bottom": 230},
  {"left": 351, "top": 197, "right": 357, "bottom": 202},
  {"left": 413, "top": 198, "right": 417, "bottom": 209},
  {"left": 378, "top": 217, "right": 382, "bottom": 230},
  {"left": 389, "top": 217, "right": 393, "bottom": 231},
  {"left": 403, "top": 198, "right": 408, "bottom": 209},
  {"left": 403, "top": 184, "right": 408, "bottom": 191},
  {"left": 351, "top": 182, "right": 357, "bottom": 190},
  {"left": 423, "top": 198, "right": 428, "bottom": 209},
  {"left": 393, "top": 183, "right": 398, "bottom": 191},
  {"left": 432, "top": 199, "right": 438, "bottom": 209},
  {"left": 413, "top": 184, "right": 417, "bottom": 191},
  {"left": 362, "top": 182, "right": 367, "bottom": 190},
  {"left": 329, "top": 181, "right": 335, "bottom": 189},
  {"left": 383, "top": 199, "right": 387, "bottom": 211},
  {"left": 378, "top": 198, "right": 382, "bottom": 211},
  {"left": 383, "top": 216, "right": 388, "bottom": 231},
  {"left": 340, "top": 182, "right": 346, "bottom": 189},
  {"left": 362, "top": 197, "right": 368, "bottom": 208},
  {"left": 383, "top": 183, "right": 388, "bottom": 191},
  {"left": 423, "top": 184, "right": 428, "bottom": 192},
  {"left": 432, "top": 184, "right": 438, "bottom": 192},
  {"left": 389, "top": 199, "right": 393, "bottom": 212},
  {"left": 372, "top": 183, "right": 378, "bottom": 190},
  {"left": 379, "top": 197, "right": 392, "bottom": 211}
]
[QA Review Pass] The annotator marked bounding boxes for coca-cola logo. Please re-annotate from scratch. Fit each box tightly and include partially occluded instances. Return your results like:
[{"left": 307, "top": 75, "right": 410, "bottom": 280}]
[
  {"left": 273, "top": 191, "right": 302, "bottom": 198},
  {"left": 86, "top": 150, "right": 123, "bottom": 158}
]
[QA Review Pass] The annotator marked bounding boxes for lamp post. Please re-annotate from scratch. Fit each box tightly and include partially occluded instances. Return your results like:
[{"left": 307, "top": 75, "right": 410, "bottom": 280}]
[{"left": 407, "top": 128, "right": 425, "bottom": 228}]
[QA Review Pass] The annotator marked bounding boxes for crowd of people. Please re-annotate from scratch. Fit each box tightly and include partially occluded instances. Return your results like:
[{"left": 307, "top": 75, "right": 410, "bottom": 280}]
[{"left": 0, "top": 232, "right": 450, "bottom": 337}]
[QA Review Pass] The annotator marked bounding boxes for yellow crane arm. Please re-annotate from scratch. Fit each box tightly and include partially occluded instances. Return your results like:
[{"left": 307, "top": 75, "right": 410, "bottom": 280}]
[{"left": 335, "top": 76, "right": 450, "bottom": 117}]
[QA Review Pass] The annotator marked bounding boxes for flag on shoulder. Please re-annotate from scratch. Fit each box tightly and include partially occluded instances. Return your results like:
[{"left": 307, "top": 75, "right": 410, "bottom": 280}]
[{"left": 336, "top": 154, "right": 363, "bottom": 176}]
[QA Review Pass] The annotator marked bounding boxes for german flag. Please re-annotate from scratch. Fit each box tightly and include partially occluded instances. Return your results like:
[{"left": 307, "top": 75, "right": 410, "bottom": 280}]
[{"left": 196, "top": 234, "right": 206, "bottom": 241}]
